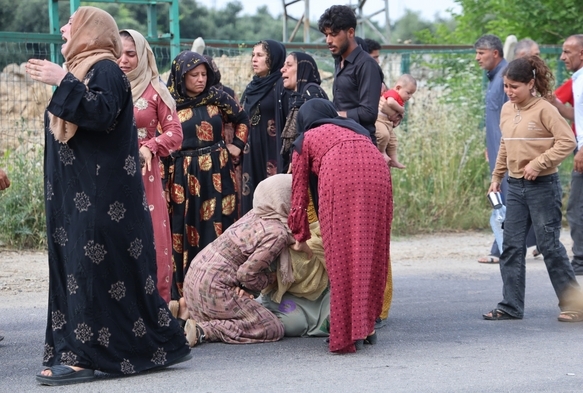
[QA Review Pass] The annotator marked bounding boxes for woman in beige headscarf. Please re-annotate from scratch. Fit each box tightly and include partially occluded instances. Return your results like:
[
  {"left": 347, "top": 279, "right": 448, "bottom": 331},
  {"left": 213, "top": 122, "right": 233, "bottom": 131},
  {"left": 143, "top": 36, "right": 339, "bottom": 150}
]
[
  {"left": 26, "top": 7, "right": 190, "bottom": 386},
  {"left": 117, "top": 29, "right": 183, "bottom": 303},
  {"left": 181, "top": 174, "right": 295, "bottom": 346}
]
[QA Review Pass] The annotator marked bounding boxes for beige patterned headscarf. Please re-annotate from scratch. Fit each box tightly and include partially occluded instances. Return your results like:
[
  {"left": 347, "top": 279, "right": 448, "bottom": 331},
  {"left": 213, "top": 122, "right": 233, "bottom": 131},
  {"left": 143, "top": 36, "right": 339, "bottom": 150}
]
[
  {"left": 253, "top": 174, "right": 295, "bottom": 285},
  {"left": 119, "top": 29, "right": 176, "bottom": 111},
  {"left": 49, "top": 6, "right": 122, "bottom": 143}
]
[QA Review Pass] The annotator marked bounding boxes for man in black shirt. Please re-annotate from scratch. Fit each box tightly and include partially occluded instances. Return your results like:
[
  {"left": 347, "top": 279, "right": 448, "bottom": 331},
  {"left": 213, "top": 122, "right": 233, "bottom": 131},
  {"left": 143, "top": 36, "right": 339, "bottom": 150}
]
[{"left": 318, "top": 5, "right": 382, "bottom": 143}]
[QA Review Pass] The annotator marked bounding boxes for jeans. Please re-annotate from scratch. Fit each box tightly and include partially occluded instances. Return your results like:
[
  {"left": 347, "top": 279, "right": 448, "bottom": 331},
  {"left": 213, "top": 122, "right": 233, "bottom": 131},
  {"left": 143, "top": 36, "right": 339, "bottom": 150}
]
[
  {"left": 567, "top": 170, "right": 583, "bottom": 271},
  {"left": 497, "top": 174, "right": 581, "bottom": 318},
  {"left": 490, "top": 206, "right": 506, "bottom": 252}
]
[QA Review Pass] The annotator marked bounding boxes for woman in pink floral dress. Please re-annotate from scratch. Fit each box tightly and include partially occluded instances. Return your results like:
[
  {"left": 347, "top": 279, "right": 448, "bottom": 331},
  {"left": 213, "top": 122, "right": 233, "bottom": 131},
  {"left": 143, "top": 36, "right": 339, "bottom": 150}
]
[{"left": 118, "top": 29, "right": 183, "bottom": 302}]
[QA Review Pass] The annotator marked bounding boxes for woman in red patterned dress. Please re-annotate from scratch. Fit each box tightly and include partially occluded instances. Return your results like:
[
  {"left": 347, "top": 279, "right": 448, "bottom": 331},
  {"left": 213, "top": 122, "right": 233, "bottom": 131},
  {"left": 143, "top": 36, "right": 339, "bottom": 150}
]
[
  {"left": 288, "top": 99, "right": 392, "bottom": 353},
  {"left": 118, "top": 29, "right": 183, "bottom": 303}
]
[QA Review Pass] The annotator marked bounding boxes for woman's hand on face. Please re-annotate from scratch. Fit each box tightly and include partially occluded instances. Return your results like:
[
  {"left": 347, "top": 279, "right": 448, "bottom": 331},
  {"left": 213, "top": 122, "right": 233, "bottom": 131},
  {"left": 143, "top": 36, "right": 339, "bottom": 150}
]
[
  {"left": 139, "top": 145, "right": 153, "bottom": 176},
  {"left": 291, "top": 240, "right": 313, "bottom": 259},
  {"left": 488, "top": 182, "right": 500, "bottom": 194},
  {"left": 226, "top": 144, "right": 241, "bottom": 158},
  {"left": 25, "top": 59, "right": 67, "bottom": 86},
  {"left": 523, "top": 164, "right": 540, "bottom": 181}
]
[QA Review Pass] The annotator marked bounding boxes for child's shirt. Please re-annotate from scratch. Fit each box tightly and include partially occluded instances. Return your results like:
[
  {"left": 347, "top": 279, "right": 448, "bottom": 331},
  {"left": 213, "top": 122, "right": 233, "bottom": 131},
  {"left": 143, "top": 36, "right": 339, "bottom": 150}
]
[{"left": 382, "top": 89, "right": 404, "bottom": 107}]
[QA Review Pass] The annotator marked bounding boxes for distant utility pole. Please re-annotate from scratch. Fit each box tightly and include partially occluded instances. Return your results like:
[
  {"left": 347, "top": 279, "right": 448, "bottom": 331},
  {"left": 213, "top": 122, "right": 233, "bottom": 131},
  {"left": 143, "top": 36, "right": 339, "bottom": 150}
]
[
  {"left": 354, "top": 0, "right": 390, "bottom": 44},
  {"left": 282, "top": 0, "right": 319, "bottom": 42},
  {"left": 282, "top": 0, "right": 390, "bottom": 43}
]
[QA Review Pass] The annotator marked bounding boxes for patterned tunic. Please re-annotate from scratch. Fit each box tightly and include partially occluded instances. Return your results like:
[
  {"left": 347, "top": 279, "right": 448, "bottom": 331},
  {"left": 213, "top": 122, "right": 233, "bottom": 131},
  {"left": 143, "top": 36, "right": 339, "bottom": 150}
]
[
  {"left": 288, "top": 124, "right": 393, "bottom": 353},
  {"left": 183, "top": 211, "right": 286, "bottom": 343},
  {"left": 167, "top": 92, "right": 248, "bottom": 298},
  {"left": 135, "top": 83, "right": 183, "bottom": 303},
  {"left": 43, "top": 60, "right": 189, "bottom": 373}
]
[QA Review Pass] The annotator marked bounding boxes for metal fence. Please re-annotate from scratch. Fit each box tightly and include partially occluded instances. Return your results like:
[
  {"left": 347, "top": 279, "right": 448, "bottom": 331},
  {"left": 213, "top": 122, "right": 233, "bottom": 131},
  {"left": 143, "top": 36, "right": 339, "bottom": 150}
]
[{"left": 0, "top": 33, "right": 565, "bottom": 162}]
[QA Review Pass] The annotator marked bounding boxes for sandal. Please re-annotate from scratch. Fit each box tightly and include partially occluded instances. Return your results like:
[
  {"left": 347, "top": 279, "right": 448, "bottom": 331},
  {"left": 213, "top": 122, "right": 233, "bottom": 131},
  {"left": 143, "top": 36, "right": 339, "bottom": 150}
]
[
  {"left": 36, "top": 365, "right": 94, "bottom": 386},
  {"left": 364, "top": 331, "right": 377, "bottom": 345},
  {"left": 532, "top": 249, "right": 541, "bottom": 258},
  {"left": 184, "top": 319, "right": 205, "bottom": 347},
  {"left": 478, "top": 256, "right": 499, "bottom": 264},
  {"left": 558, "top": 311, "right": 583, "bottom": 322},
  {"left": 482, "top": 309, "right": 518, "bottom": 320}
]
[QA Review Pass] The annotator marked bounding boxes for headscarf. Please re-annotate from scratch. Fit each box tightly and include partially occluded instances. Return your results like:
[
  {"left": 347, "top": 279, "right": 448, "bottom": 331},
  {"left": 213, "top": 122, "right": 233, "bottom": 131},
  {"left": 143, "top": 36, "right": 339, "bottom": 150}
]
[
  {"left": 203, "top": 55, "right": 222, "bottom": 88},
  {"left": 252, "top": 174, "right": 295, "bottom": 286},
  {"left": 204, "top": 54, "right": 236, "bottom": 99},
  {"left": 289, "top": 52, "right": 325, "bottom": 109},
  {"left": 119, "top": 29, "right": 176, "bottom": 111},
  {"left": 292, "top": 98, "right": 371, "bottom": 154},
  {"left": 355, "top": 36, "right": 369, "bottom": 53},
  {"left": 49, "top": 6, "right": 122, "bottom": 142},
  {"left": 241, "top": 40, "right": 286, "bottom": 116},
  {"left": 280, "top": 52, "right": 328, "bottom": 156},
  {"left": 166, "top": 51, "right": 220, "bottom": 111}
]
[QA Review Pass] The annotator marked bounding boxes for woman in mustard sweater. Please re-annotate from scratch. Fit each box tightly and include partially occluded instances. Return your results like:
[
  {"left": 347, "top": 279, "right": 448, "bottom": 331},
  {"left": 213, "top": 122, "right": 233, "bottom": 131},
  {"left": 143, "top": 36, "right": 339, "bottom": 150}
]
[{"left": 483, "top": 56, "right": 583, "bottom": 322}]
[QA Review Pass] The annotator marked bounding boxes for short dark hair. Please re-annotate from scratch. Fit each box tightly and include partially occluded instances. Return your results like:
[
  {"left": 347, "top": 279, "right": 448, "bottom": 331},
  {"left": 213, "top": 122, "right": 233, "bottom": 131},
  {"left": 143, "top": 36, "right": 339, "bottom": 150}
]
[
  {"left": 474, "top": 34, "right": 504, "bottom": 58},
  {"left": 318, "top": 5, "right": 357, "bottom": 34},
  {"left": 364, "top": 38, "right": 381, "bottom": 53}
]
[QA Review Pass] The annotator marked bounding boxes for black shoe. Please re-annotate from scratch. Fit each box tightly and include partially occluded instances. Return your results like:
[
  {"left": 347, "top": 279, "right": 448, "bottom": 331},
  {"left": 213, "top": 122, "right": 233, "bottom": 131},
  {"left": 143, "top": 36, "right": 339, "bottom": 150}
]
[
  {"left": 364, "top": 331, "right": 377, "bottom": 345},
  {"left": 374, "top": 317, "right": 387, "bottom": 329}
]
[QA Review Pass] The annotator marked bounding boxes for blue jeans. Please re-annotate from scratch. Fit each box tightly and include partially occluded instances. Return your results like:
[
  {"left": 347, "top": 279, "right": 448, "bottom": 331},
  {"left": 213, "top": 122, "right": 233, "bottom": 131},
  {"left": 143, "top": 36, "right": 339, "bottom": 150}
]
[
  {"left": 497, "top": 174, "right": 581, "bottom": 318},
  {"left": 567, "top": 170, "right": 583, "bottom": 271}
]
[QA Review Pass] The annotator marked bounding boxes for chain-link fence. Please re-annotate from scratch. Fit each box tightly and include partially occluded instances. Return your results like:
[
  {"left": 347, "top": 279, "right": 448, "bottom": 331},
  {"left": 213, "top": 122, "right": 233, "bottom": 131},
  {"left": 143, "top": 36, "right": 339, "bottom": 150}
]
[{"left": 0, "top": 34, "right": 572, "bottom": 242}]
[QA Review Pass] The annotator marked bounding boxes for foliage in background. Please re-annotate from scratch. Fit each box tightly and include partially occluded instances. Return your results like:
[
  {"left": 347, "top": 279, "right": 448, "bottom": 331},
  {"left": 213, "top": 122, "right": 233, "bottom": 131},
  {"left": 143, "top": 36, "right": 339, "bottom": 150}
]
[
  {"left": 0, "top": 148, "right": 46, "bottom": 249},
  {"left": 391, "top": 52, "right": 490, "bottom": 234},
  {"left": 0, "top": 0, "right": 445, "bottom": 46},
  {"left": 418, "top": 0, "right": 583, "bottom": 45}
]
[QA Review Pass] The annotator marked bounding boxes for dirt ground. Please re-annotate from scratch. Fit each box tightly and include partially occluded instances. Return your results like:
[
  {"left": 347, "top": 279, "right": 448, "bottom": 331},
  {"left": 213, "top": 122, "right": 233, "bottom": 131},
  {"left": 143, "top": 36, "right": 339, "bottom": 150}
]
[{"left": 1, "top": 229, "right": 571, "bottom": 300}]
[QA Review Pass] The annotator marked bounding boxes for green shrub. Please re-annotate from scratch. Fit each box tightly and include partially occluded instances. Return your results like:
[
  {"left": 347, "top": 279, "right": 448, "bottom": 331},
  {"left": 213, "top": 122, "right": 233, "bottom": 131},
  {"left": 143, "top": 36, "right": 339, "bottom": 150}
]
[
  {"left": 391, "top": 88, "right": 491, "bottom": 235},
  {"left": 0, "top": 148, "right": 46, "bottom": 249}
]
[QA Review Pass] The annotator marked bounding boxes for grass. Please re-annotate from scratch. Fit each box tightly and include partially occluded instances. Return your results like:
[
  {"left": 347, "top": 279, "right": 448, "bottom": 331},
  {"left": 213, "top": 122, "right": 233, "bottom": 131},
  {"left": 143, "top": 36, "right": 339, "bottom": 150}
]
[
  {"left": 0, "top": 148, "right": 46, "bottom": 249},
  {"left": 391, "top": 87, "right": 491, "bottom": 235}
]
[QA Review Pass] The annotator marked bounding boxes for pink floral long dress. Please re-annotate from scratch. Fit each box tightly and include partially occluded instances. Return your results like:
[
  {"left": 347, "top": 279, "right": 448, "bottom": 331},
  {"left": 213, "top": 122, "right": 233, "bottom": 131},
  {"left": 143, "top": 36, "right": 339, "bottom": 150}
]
[{"left": 135, "top": 83, "right": 183, "bottom": 302}]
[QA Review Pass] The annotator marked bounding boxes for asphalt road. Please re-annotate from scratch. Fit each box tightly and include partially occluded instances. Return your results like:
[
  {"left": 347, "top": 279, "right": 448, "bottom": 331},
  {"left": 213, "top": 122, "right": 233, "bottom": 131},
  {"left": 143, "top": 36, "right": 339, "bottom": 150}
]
[{"left": 1, "top": 254, "right": 582, "bottom": 392}]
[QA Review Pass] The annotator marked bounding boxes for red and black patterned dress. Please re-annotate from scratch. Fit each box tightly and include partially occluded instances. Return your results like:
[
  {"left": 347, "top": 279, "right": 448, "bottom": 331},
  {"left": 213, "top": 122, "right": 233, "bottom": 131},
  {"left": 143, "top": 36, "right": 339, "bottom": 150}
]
[{"left": 165, "top": 52, "right": 249, "bottom": 299}]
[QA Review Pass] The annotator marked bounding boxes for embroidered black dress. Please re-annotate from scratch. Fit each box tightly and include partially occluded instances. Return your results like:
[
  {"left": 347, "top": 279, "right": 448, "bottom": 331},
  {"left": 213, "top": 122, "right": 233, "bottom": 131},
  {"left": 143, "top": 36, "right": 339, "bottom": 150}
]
[
  {"left": 42, "top": 60, "right": 189, "bottom": 374},
  {"left": 240, "top": 40, "right": 288, "bottom": 215}
]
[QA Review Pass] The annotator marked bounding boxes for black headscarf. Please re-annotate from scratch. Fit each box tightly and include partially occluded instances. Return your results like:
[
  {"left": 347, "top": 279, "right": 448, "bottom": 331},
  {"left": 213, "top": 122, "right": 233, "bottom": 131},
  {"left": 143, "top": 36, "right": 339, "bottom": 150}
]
[
  {"left": 355, "top": 36, "right": 369, "bottom": 53},
  {"left": 241, "top": 40, "right": 286, "bottom": 116},
  {"left": 167, "top": 51, "right": 221, "bottom": 110},
  {"left": 204, "top": 54, "right": 236, "bottom": 99},
  {"left": 292, "top": 98, "right": 371, "bottom": 154},
  {"left": 288, "top": 52, "right": 327, "bottom": 109}
]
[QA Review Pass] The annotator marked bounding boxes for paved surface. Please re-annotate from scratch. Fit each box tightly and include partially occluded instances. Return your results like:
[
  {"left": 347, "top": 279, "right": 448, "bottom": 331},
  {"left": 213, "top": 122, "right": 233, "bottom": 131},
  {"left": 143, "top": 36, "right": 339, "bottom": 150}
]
[{"left": 1, "top": 233, "right": 583, "bottom": 392}]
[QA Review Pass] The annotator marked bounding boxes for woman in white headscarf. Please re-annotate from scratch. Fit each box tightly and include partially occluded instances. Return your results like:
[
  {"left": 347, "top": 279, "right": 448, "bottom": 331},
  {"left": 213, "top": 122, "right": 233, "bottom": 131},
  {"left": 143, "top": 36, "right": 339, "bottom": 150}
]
[{"left": 117, "top": 29, "right": 183, "bottom": 303}]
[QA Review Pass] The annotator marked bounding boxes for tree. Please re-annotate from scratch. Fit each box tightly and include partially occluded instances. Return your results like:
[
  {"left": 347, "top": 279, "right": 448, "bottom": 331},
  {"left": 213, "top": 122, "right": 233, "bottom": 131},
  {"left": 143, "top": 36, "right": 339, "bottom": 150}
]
[
  {"left": 420, "top": 0, "right": 583, "bottom": 45},
  {"left": 391, "top": 10, "right": 434, "bottom": 44}
]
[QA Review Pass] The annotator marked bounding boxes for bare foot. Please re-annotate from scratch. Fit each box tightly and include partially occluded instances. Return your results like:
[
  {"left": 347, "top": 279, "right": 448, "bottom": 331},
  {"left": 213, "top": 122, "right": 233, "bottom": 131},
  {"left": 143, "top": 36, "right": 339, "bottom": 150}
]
[
  {"left": 40, "top": 365, "right": 84, "bottom": 377},
  {"left": 178, "top": 297, "right": 189, "bottom": 320},
  {"left": 388, "top": 158, "right": 406, "bottom": 169}
]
